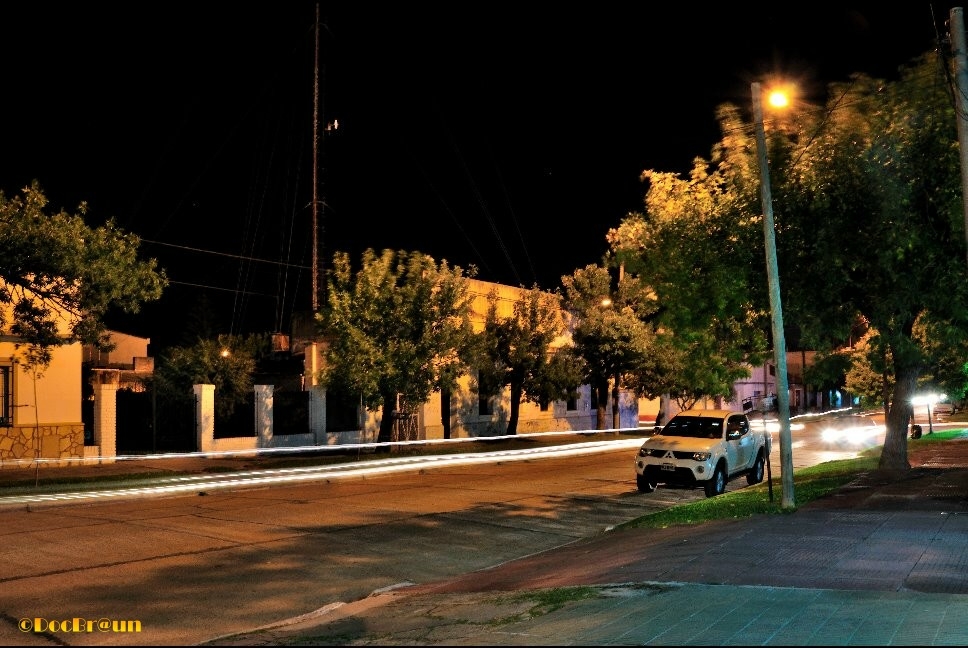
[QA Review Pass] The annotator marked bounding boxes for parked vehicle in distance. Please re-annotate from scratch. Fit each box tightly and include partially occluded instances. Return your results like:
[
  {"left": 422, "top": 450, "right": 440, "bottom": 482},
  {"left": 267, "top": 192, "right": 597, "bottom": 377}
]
[
  {"left": 933, "top": 401, "right": 956, "bottom": 418},
  {"left": 633, "top": 409, "right": 771, "bottom": 498}
]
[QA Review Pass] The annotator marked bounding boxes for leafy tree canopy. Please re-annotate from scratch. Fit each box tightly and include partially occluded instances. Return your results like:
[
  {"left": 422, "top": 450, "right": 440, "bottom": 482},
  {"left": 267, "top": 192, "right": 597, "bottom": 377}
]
[
  {"left": 844, "top": 329, "right": 891, "bottom": 410},
  {"left": 606, "top": 105, "right": 771, "bottom": 407},
  {"left": 0, "top": 181, "right": 166, "bottom": 367},
  {"left": 318, "top": 248, "right": 477, "bottom": 444},
  {"left": 561, "top": 264, "right": 660, "bottom": 428},
  {"left": 153, "top": 333, "right": 269, "bottom": 419},
  {"left": 610, "top": 51, "right": 968, "bottom": 471},
  {"left": 773, "top": 54, "right": 968, "bottom": 468},
  {"left": 475, "top": 285, "right": 579, "bottom": 435}
]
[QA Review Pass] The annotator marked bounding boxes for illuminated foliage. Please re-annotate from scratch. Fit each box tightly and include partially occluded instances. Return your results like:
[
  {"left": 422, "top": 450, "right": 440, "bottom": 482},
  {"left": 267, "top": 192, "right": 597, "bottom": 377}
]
[
  {"left": 611, "top": 52, "right": 968, "bottom": 472},
  {"left": 0, "top": 181, "right": 166, "bottom": 368},
  {"left": 774, "top": 55, "right": 968, "bottom": 469},
  {"left": 319, "top": 248, "right": 476, "bottom": 444},
  {"left": 561, "top": 264, "right": 660, "bottom": 429},
  {"left": 154, "top": 333, "right": 268, "bottom": 420},
  {"left": 475, "top": 285, "right": 580, "bottom": 435},
  {"left": 607, "top": 104, "right": 771, "bottom": 408}
]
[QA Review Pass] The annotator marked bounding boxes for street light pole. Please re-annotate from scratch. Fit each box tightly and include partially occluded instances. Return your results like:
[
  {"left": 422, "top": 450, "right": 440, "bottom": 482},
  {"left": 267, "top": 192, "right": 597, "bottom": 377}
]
[{"left": 752, "top": 81, "right": 795, "bottom": 509}]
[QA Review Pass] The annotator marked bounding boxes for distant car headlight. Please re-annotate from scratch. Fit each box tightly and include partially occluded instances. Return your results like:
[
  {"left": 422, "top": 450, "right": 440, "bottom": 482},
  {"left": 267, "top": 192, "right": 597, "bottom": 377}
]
[
  {"left": 691, "top": 452, "right": 711, "bottom": 462},
  {"left": 821, "top": 428, "right": 843, "bottom": 443}
]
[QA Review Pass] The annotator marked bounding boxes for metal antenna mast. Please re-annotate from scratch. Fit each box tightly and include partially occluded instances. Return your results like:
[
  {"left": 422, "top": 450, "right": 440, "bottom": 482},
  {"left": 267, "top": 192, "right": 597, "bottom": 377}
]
[{"left": 311, "top": 2, "right": 320, "bottom": 312}]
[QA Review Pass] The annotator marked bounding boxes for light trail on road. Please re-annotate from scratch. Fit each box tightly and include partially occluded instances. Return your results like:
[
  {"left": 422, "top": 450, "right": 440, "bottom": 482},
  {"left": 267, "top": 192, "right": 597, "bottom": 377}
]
[{"left": 0, "top": 438, "right": 646, "bottom": 508}]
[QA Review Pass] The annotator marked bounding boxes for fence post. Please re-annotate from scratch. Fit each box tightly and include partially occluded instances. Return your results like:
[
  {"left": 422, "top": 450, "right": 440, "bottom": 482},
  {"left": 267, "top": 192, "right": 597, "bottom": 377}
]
[
  {"left": 193, "top": 384, "right": 215, "bottom": 452},
  {"left": 254, "top": 384, "right": 273, "bottom": 447},
  {"left": 92, "top": 369, "right": 120, "bottom": 464}
]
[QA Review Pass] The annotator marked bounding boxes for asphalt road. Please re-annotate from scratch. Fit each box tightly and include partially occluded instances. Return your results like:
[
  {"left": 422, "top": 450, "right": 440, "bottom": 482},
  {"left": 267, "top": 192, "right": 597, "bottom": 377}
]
[
  {"left": 2, "top": 436, "right": 689, "bottom": 646},
  {"left": 2, "top": 411, "right": 952, "bottom": 646}
]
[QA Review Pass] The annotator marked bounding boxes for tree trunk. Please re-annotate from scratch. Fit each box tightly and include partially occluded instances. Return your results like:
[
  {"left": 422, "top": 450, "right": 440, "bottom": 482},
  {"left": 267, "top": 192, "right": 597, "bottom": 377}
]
[
  {"left": 881, "top": 350, "right": 890, "bottom": 421},
  {"left": 507, "top": 381, "right": 522, "bottom": 435},
  {"left": 655, "top": 394, "right": 667, "bottom": 427},
  {"left": 441, "top": 386, "right": 451, "bottom": 439},
  {"left": 377, "top": 392, "right": 395, "bottom": 447},
  {"left": 595, "top": 380, "right": 609, "bottom": 430},
  {"left": 611, "top": 372, "right": 620, "bottom": 429},
  {"left": 881, "top": 365, "right": 916, "bottom": 471}
]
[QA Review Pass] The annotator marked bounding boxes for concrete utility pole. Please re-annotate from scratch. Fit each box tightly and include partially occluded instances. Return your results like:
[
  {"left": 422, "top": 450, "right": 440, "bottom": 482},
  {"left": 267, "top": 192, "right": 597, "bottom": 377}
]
[
  {"left": 952, "top": 8, "right": 968, "bottom": 266},
  {"left": 751, "top": 82, "right": 795, "bottom": 510}
]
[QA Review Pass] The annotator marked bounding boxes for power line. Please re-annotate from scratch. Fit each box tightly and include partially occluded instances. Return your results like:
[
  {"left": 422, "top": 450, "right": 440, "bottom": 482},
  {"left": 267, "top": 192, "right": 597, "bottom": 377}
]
[
  {"left": 141, "top": 238, "right": 310, "bottom": 269},
  {"left": 165, "top": 279, "right": 278, "bottom": 298}
]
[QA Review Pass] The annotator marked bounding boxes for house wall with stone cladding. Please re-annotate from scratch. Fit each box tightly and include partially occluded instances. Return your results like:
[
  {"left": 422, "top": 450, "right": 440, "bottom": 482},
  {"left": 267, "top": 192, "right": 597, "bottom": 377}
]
[{"left": 0, "top": 338, "right": 84, "bottom": 465}]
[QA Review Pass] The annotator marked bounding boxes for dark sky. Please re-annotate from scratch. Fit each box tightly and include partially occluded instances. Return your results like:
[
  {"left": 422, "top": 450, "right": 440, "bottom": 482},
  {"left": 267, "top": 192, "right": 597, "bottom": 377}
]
[{"left": 1, "top": 2, "right": 959, "bottom": 348}]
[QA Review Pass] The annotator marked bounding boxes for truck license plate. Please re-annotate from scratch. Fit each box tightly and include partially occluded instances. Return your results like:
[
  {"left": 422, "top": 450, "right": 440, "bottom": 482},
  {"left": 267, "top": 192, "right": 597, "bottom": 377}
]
[{"left": 662, "top": 463, "right": 675, "bottom": 471}]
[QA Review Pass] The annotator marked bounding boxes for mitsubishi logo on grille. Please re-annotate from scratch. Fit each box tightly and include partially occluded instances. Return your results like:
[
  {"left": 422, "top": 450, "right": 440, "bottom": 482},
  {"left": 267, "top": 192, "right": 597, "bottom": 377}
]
[{"left": 663, "top": 450, "right": 675, "bottom": 459}]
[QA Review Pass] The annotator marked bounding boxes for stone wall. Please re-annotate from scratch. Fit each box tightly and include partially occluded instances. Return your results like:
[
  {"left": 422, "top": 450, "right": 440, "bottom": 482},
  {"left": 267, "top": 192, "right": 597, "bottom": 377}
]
[{"left": 0, "top": 423, "right": 85, "bottom": 467}]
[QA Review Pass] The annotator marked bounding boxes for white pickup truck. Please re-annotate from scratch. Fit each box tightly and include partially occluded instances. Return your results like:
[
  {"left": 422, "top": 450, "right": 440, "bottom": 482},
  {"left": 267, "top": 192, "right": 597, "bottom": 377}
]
[{"left": 633, "top": 409, "right": 771, "bottom": 497}]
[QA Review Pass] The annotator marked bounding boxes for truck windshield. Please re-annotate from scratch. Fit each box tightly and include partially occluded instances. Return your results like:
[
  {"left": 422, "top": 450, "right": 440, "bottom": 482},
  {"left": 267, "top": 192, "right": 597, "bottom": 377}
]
[{"left": 660, "top": 416, "right": 723, "bottom": 439}]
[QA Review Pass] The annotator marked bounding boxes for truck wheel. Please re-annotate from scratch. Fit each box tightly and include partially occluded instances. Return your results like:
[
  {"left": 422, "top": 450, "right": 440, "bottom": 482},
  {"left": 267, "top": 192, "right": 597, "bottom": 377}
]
[
  {"left": 704, "top": 464, "right": 726, "bottom": 497},
  {"left": 746, "top": 452, "right": 765, "bottom": 485},
  {"left": 636, "top": 473, "right": 657, "bottom": 493}
]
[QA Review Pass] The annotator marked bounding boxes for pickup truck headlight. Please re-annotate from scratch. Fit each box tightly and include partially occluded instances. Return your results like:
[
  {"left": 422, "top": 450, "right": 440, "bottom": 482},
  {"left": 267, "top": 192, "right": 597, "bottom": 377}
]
[
  {"left": 691, "top": 452, "right": 712, "bottom": 462},
  {"left": 638, "top": 447, "right": 656, "bottom": 457}
]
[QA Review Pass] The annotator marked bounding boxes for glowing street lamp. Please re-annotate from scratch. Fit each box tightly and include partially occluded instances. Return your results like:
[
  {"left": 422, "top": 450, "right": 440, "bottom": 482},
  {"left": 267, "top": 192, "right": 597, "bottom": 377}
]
[
  {"left": 752, "top": 81, "right": 795, "bottom": 509},
  {"left": 767, "top": 89, "right": 790, "bottom": 109}
]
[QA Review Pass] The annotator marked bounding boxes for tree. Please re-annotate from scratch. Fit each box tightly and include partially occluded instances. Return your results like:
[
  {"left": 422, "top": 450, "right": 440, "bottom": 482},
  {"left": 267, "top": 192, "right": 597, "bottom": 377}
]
[
  {"left": 561, "top": 264, "right": 659, "bottom": 429},
  {"left": 611, "top": 51, "right": 968, "bottom": 474},
  {"left": 917, "top": 315, "right": 968, "bottom": 405},
  {"left": 475, "top": 286, "right": 580, "bottom": 436},
  {"left": 318, "top": 248, "right": 476, "bottom": 446},
  {"left": 153, "top": 333, "right": 270, "bottom": 421},
  {"left": 610, "top": 54, "right": 968, "bottom": 470},
  {"left": 803, "top": 349, "right": 853, "bottom": 410},
  {"left": 845, "top": 316, "right": 968, "bottom": 415},
  {"left": 0, "top": 181, "right": 166, "bottom": 367},
  {"left": 647, "top": 336, "right": 743, "bottom": 413},
  {"left": 773, "top": 54, "right": 968, "bottom": 471},
  {"left": 606, "top": 106, "right": 772, "bottom": 410},
  {"left": 844, "top": 329, "right": 891, "bottom": 410}
]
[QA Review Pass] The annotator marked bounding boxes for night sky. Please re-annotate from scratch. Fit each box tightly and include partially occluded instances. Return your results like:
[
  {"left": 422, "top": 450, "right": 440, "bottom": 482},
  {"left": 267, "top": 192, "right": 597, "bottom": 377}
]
[{"left": 1, "top": 2, "right": 957, "bottom": 349}]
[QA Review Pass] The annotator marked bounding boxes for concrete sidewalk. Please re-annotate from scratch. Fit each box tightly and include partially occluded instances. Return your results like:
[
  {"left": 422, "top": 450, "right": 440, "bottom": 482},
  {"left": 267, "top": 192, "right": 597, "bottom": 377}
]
[{"left": 205, "top": 438, "right": 968, "bottom": 646}]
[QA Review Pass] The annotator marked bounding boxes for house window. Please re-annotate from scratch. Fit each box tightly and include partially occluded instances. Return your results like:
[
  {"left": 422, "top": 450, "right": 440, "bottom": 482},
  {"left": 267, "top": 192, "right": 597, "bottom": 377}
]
[
  {"left": 0, "top": 365, "right": 11, "bottom": 427},
  {"left": 479, "top": 393, "right": 493, "bottom": 416},
  {"left": 477, "top": 369, "right": 496, "bottom": 416},
  {"left": 566, "top": 394, "right": 578, "bottom": 411}
]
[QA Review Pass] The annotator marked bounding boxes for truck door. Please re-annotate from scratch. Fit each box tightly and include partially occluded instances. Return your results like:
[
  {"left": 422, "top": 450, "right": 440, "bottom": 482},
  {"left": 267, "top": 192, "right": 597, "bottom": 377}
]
[{"left": 726, "top": 415, "right": 753, "bottom": 472}]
